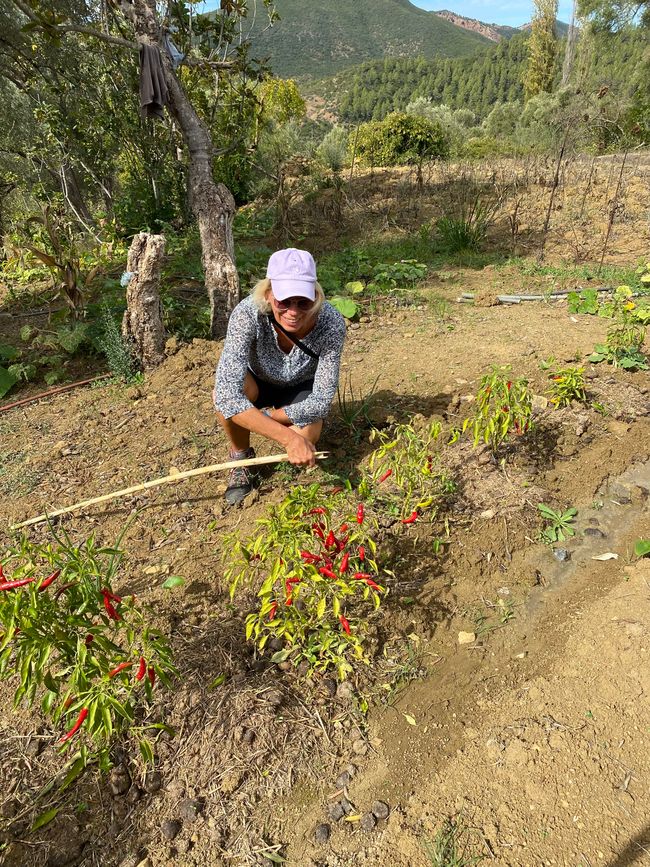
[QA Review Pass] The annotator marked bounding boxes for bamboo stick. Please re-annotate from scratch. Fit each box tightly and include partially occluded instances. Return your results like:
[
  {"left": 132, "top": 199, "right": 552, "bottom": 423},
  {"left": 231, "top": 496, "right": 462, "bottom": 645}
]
[{"left": 10, "top": 451, "right": 329, "bottom": 530}]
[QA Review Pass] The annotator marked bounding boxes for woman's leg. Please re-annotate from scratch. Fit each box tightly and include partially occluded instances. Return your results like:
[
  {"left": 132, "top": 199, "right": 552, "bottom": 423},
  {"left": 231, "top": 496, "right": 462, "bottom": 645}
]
[
  {"left": 215, "top": 372, "right": 259, "bottom": 451},
  {"left": 290, "top": 420, "right": 323, "bottom": 445}
]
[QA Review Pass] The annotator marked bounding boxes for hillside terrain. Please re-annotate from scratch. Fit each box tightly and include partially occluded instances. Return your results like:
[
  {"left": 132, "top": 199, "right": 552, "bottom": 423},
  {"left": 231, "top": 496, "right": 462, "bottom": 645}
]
[
  {"left": 433, "top": 10, "right": 518, "bottom": 41},
  {"left": 224, "top": 0, "right": 490, "bottom": 78}
]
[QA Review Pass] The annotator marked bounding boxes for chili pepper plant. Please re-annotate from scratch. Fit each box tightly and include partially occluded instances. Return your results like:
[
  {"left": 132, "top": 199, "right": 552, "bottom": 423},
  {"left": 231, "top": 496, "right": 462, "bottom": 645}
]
[
  {"left": 363, "top": 420, "right": 456, "bottom": 525},
  {"left": 547, "top": 365, "right": 587, "bottom": 408},
  {"left": 451, "top": 365, "right": 533, "bottom": 454},
  {"left": 224, "top": 483, "right": 386, "bottom": 681},
  {"left": 0, "top": 528, "right": 177, "bottom": 770}
]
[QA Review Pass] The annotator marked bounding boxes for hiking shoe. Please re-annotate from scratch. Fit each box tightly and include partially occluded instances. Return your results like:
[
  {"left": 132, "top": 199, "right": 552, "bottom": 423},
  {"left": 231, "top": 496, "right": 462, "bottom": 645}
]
[{"left": 225, "top": 447, "right": 255, "bottom": 506}]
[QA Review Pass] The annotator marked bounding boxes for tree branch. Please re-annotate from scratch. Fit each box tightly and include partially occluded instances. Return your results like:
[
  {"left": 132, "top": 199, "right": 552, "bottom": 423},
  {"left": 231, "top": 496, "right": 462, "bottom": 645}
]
[{"left": 10, "top": 0, "right": 138, "bottom": 50}]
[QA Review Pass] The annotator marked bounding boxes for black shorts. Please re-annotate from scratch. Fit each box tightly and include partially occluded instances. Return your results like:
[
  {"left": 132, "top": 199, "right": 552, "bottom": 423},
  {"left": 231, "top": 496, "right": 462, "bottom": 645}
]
[{"left": 249, "top": 370, "right": 314, "bottom": 410}]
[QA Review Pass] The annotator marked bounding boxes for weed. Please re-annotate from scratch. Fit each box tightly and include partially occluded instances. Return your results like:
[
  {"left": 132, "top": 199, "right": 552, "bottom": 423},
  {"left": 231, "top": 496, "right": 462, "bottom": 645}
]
[
  {"left": 336, "top": 373, "right": 379, "bottom": 440},
  {"left": 436, "top": 201, "right": 492, "bottom": 253},
  {"left": 95, "top": 301, "right": 138, "bottom": 381},
  {"left": 547, "top": 365, "right": 587, "bottom": 407},
  {"left": 423, "top": 816, "right": 485, "bottom": 866},
  {"left": 588, "top": 309, "right": 648, "bottom": 370},
  {"left": 538, "top": 503, "right": 577, "bottom": 544}
]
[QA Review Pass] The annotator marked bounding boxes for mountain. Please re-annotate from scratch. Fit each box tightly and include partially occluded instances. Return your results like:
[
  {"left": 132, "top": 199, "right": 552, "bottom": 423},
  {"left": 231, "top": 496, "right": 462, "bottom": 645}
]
[
  {"left": 234, "top": 0, "right": 491, "bottom": 79},
  {"left": 433, "top": 10, "right": 518, "bottom": 42}
]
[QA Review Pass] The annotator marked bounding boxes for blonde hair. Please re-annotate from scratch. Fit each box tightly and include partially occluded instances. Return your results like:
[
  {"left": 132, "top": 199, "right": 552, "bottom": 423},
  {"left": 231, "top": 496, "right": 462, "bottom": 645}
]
[{"left": 250, "top": 277, "right": 325, "bottom": 317}]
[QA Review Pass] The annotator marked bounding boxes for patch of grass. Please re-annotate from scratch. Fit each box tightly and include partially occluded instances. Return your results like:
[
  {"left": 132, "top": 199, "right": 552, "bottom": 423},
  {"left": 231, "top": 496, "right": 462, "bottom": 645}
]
[
  {"left": 423, "top": 816, "right": 486, "bottom": 866},
  {"left": 501, "top": 257, "right": 639, "bottom": 288}
]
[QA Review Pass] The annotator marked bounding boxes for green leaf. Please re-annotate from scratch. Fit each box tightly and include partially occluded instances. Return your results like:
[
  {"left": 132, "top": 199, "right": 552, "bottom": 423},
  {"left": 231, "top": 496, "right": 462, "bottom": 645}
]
[
  {"left": 0, "top": 343, "right": 19, "bottom": 361},
  {"left": 270, "top": 649, "right": 291, "bottom": 663},
  {"left": 56, "top": 323, "right": 89, "bottom": 354},
  {"left": 31, "top": 806, "right": 59, "bottom": 831},
  {"left": 59, "top": 755, "right": 86, "bottom": 793},
  {"left": 634, "top": 539, "right": 650, "bottom": 558},
  {"left": 162, "top": 576, "right": 185, "bottom": 590},
  {"left": 262, "top": 853, "right": 287, "bottom": 864},
  {"left": 329, "top": 296, "right": 358, "bottom": 320},
  {"left": 139, "top": 738, "right": 154, "bottom": 764},
  {"left": 209, "top": 673, "right": 227, "bottom": 689},
  {"left": 345, "top": 281, "right": 365, "bottom": 294},
  {"left": 0, "top": 366, "right": 19, "bottom": 398}
]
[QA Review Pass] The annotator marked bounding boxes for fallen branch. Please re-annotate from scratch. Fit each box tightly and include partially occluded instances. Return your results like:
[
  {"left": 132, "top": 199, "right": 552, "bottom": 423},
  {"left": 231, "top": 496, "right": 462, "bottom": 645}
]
[
  {"left": 0, "top": 374, "right": 112, "bottom": 415},
  {"left": 11, "top": 452, "right": 329, "bottom": 530}
]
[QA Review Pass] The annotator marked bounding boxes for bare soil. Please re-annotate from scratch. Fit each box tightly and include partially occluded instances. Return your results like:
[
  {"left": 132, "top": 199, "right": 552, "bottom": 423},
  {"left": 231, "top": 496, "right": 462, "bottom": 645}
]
[{"left": 0, "top": 159, "right": 649, "bottom": 867}]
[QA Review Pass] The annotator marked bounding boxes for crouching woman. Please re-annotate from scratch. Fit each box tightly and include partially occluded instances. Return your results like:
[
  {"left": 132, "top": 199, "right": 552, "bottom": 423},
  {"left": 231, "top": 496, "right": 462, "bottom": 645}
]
[{"left": 214, "top": 248, "right": 346, "bottom": 505}]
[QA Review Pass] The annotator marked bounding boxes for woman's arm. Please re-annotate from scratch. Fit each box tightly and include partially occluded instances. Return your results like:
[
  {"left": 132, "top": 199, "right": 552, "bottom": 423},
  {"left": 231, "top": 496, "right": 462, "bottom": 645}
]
[{"left": 213, "top": 303, "right": 257, "bottom": 418}]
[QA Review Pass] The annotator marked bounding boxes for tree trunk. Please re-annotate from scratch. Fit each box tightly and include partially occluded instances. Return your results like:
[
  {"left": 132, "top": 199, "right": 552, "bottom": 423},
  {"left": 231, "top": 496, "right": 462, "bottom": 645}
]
[
  {"left": 120, "top": 0, "right": 240, "bottom": 340},
  {"left": 122, "top": 232, "right": 166, "bottom": 369}
]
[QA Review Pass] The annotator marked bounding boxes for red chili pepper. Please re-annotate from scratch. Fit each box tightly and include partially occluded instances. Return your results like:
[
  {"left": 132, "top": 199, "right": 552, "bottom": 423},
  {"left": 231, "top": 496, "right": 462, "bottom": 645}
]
[
  {"left": 359, "top": 545, "right": 365, "bottom": 561},
  {"left": 426, "top": 455, "right": 433, "bottom": 471},
  {"left": 58, "top": 707, "right": 88, "bottom": 743},
  {"left": 352, "top": 571, "right": 371, "bottom": 580},
  {"left": 324, "top": 530, "right": 336, "bottom": 549},
  {"left": 285, "top": 596, "right": 293, "bottom": 606},
  {"left": 309, "top": 507, "right": 327, "bottom": 515},
  {"left": 103, "top": 597, "right": 121, "bottom": 621},
  {"left": 336, "top": 535, "right": 349, "bottom": 552},
  {"left": 501, "top": 406, "right": 509, "bottom": 413},
  {"left": 485, "top": 386, "right": 491, "bottom": 394},
  {"left": 108, "top": 662, "right": 133, "bottom": 679},
  {"left": 147, "top": 667, "right": 156, "bottom": 687},
  {"left": 312, "top": 523, "right": 325, "bottom": 541},
  {"left": 331, "top": 486, "right": 344, "bottom": 495},
  {"left": 101, "top": 587, "right": 121, "bottom": 602},
  {"left": 38, "top": 569, "right": 61, "bottom": 591},
  {"left": 401, "top": 511, "right": 418, "bottom": 525},
  {"left": 356, "top": 504, "right": 365, "bottom": 525},
  {"left": 507, "top": 381, "right": 512, "bottom": 390},
  {"left": 286, "top": 575, "right": 301, "bottom": 585},
  {"left": 54, "top": 582, "right": 76, "bottom": 599},
  {"left": 514, "top": 421, "right": 521, "bottom": 434},
  {"left": 0, "top": 577, "right": 35, "bottom": 591},
  {"left": 340, "top": 553, "right": 350, "bottom": 574},
  {"left": 319, "top": 566, "right": 337, "bottom": 579},
  {"left": 364, "top": 578, "right": 381, "bottom": 590},
  {"left": 85, "top": 634, "right": 94, "bottom": 646},
  {"left": 378, "top": 468, "right": 393, "bottom": 484},
  {"left": 339, "top": 615, "right": 351, "bottom": 635},
  {"left": 0, "top": 564, "right": 4, "bottom": 580},
  {"left": 339, "top": 523, "right": 349, "bottom": 532},
  {"left": 300, "top": 550, "right": 320, "bottom": 563},
  {"left": 136, "top": 657, "right": 147, "bottom": 680}
]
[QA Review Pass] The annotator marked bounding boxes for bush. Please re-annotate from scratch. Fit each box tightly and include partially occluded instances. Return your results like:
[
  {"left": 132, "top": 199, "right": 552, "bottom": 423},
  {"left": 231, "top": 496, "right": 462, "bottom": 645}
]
[{"left": 355, "top": 112, "right": 449, "bottom": 167}]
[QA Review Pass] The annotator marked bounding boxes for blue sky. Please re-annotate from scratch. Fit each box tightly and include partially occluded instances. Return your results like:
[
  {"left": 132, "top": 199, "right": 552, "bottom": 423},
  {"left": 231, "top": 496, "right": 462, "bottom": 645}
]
[
  {"left": 411, "top": 0, "right": 574, "bottom": 27},
  {"left": 197, "top": 1, "right": 575, "bottom": 27}
]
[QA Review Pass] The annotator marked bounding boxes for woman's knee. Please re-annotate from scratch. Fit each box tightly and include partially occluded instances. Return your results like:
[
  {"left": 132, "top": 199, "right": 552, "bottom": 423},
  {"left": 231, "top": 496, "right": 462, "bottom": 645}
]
[{"left": 243, "top": 372, "right": 259, "bottom": 402}]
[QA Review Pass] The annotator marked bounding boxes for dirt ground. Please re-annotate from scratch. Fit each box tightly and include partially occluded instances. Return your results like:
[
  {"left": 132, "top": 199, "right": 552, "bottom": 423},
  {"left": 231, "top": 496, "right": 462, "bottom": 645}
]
[{"left": 0, "top": 162, "right": 649, "bottom": 867}]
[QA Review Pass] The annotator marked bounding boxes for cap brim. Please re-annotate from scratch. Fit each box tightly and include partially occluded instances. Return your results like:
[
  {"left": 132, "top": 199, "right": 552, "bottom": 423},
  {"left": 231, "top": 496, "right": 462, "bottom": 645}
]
[{"left": 270, "top": 280, "right": 316, "bottom": 302}]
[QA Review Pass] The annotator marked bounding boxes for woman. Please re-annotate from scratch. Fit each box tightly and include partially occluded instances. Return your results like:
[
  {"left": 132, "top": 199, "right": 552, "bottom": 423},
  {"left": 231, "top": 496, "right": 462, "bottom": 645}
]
[{"left": 214, "top": 248, "right": 346, "bottom": 505}]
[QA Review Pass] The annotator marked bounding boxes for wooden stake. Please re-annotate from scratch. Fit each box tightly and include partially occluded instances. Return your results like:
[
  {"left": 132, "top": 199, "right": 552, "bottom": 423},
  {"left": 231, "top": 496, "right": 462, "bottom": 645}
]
[{"left": 10, "top": 452, "right": 329, "bottom": 531}]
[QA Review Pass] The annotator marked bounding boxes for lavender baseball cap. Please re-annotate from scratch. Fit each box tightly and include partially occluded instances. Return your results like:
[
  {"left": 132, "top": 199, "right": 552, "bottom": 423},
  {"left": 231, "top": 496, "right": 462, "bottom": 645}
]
[{"left": 266, "top": 248, "right": 317, "bottom": 302}]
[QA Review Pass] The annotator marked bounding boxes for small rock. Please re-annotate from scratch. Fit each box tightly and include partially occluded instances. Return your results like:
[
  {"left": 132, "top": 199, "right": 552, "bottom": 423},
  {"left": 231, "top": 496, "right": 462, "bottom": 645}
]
[
  {"left": 553, "top": 548, "right": 571, "bottom": 562},
  {"left": 458, "top": 631, "right": 476, "bottom": 645},
  {"left": 584, "top": 527, "right": 606, "bottom": 538},
  {"left": 336, "top": 682, "right": 354, "bottom": 702},
  {"left": 135, "top": 859, "right": 153, "bottom": 867},
  {"left": 161, "top": 820, "right": 181, "bottom": 841},
  {"left": 244, "top": 489, "right": 260, "bottom": 507},
  {"left": 242, "top": 728, "right": 256, "bottom": 746},
  {"left": 313, "top": 823, "right": 331, "bottom": 844},
  {"left": 340, "top": 797, "right": 354, "bottom": 815},
  {"left": 320, "top": 678, "right": 337, "bottom": 698},
  {"left": 360, "top": 812, "right": 377, "bottom": 832},
  {"left": 371, "top": 801, "right": 390, "bottom": 820},
  {"left": 127, "top": 786, "right": 144, "bottom": 804},
  {"left": 335, "top": 770, "right": 352, "bottom": 789},
  {"left": 143, "top": 771, "right": 162, "bottom": 794},
  {"left": 327, "top": 801, "right": 345, "bottom": 822},
  {"left": 480, "top": 509, "right": 495, "bottom": 519},
  {"left": 532, "top": 394, "right": 549, "bottom": 412},
  {"left": 352, "top": 739, "right": 369, "bottom": 756},
  {"left": 108, "top": 767, "right": 131, "bottom": 796},
  {"left": 179, "top": 798, "right": 204, "bottom": 823}
]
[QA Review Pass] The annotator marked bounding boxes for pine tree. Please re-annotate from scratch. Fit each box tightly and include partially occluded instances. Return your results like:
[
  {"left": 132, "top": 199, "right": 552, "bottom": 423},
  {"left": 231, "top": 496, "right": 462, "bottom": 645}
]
[{"left": 523, "top": 0, "right": 559, "bottom": 100}]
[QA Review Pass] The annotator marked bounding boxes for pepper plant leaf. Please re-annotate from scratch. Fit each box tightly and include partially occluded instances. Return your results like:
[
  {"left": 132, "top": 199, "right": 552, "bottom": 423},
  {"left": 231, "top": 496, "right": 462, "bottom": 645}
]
[
  {"left": 634, "top": 539, "right": 650, "bottom": 558},
  {"left": 0, "top": 365, "right": 19, "bottom": 398},
  {"left": 31, "top": 806, "right": 59, "bottom": 831}
]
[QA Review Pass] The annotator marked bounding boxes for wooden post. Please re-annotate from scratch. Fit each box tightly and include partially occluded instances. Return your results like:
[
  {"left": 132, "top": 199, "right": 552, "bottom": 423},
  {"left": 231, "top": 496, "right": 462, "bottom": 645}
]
[{"left": 121, "top": 232, "right": 166, "bottom": 370}]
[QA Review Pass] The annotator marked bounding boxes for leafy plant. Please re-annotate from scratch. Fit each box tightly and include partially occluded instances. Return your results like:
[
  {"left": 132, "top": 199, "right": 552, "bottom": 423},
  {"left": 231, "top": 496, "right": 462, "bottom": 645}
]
[
  {"left": 423, "top": 816, "right": 485, "bottom": 867},
  {"left": 547, "top": 365, "right": 587, "bottom": 407},
  {"left": 538, "top": 503, "right": 577, "bottom": 544},
  {"left": 224, "top": 485, "right": 386, "bottom": 681},
  {"left": 567, "top": 288, "right": 599, "bottom": 315},
  {"left": 634, "top": 539, "right": 650, "bottom": 558},
  {"left": 329, "top": 295, "right": 358, "bottom": 319},
  {"left": 451, "top": 366, "right": 533, "bottom": 454},
  {"left": 0, "top": 529, "right": 177, "bottom": 769},
  {"left": 588, "top": 309, "right": 648, "bottom": 370},
  {"left": 372, "top": 259, "right": 427, "bottom": 290}
]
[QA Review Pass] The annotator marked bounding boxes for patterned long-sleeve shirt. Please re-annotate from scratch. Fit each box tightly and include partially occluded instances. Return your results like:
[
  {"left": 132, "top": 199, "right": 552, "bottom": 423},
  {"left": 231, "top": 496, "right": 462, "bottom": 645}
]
[{"left": 214, "top": 296, "right": 346, "bottom": 427}]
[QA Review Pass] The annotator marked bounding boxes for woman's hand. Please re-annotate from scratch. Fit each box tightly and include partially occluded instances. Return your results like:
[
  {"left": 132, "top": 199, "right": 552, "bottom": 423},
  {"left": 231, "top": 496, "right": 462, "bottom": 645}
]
[{"left": 286, "top": 430, "right": 317, "bottom": 466}]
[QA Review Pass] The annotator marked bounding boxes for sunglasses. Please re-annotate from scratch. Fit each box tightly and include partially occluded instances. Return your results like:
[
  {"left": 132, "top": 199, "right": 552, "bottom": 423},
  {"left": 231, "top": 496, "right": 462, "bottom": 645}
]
[{"left": 272, "top": 296, "right": 314, "bottom": 312}]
